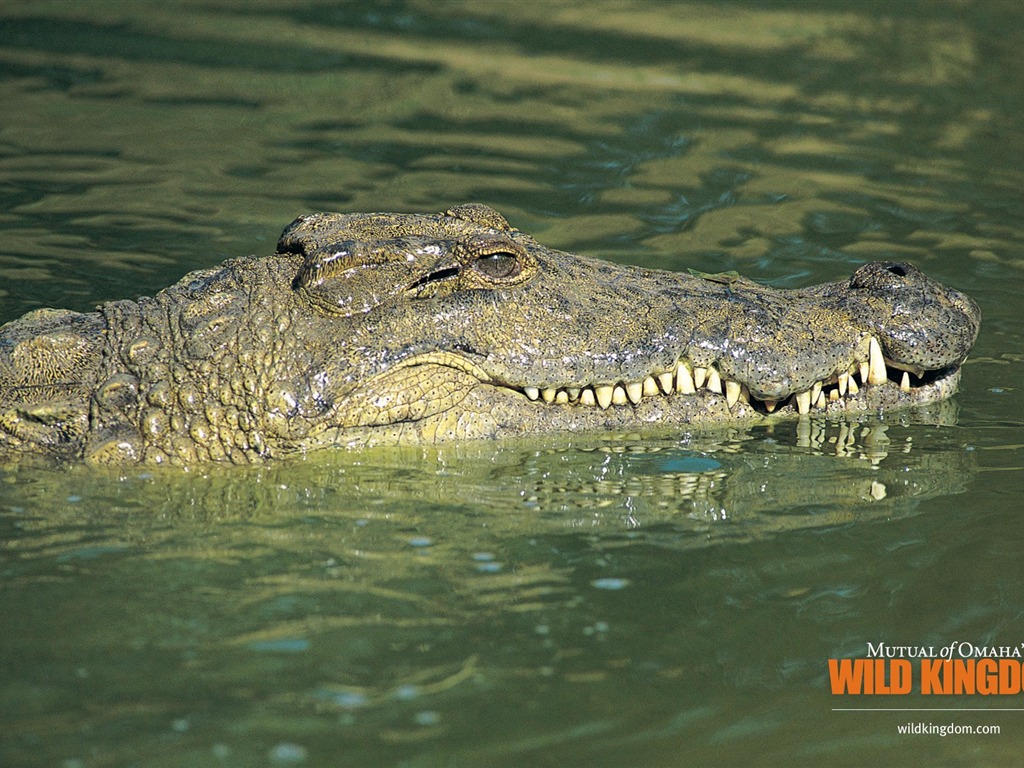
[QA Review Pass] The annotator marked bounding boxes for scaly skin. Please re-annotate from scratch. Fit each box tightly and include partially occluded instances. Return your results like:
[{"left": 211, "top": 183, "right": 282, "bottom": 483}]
[{"left": 0, "top": 204, "right": 980, "bottom": 465}]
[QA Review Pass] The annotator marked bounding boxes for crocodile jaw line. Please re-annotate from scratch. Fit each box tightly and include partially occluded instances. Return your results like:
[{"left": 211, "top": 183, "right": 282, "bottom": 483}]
[{"left": 451, "top": 332, "right": 961, "bottom": 417}]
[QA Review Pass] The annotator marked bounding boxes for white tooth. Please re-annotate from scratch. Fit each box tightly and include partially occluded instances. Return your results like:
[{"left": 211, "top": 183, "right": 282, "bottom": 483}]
[
  {"left": 693, "top": 366, "right": 707, "bottom": 389},
  {"left": 859, "top": 361, "right": 870, "bottom": 386},
  {"left": 829, "top": 389, "right": 839, "bottom": 403},
  {"left": 627, "top": 381, "right": 645, "bottom": 404},
  {"left": 525, "top": 386, "right": 540, "bottom": 401},
  {"left": 542, "top": 387, "right": 557, "bottom": 403},
  {"left": 595, "top": 385, "right": 614, "bottom": 409},
  {"left": 725, "top": 380, "right": 741, "bottom": 408},
  {"left": 795, "top": 390, "right": 811, "bottom": 415},
  {"left": 675, "top": 361, "right": 696, "bottom": 394},
  {"left": 566, "top": 387, "right": 580, "bottom": 401},
  {"left": 848, "top": 377, "right": 859, "bottom": 395},
  {"left": 868, "top": 337, "right": 887, "bottom": 385},
  {"left": 838, "top": 371, "right": 849, "bottom": 397},
  {"left": 815, "top": 391, "right": 827, "bottom": 409},
  {"left": 657, "top": 371, "right": 675, "bottom": 394},
  {"left": 810, "top": 380, "right": 822, "bottom": 404},
  {"left": 706, "top": 367, "right": 722, "bottom": 394},
  {"left": 642, "top": 376, "right": 659, "bottom": 398},
  {"left": 764, "top": 399, "right": 777, "bottom": 413},
  {"left": 555, "top": 390, "right": 569, "bottom": 404},
  {"left": 580, "top": 388, "right": 597, "bottom": 407},
  {"left": 612, "top": 384, "right": 629, "bottom": 405},
  {"left": 900, "top": 370, "right": 911, "bottom": 393}
]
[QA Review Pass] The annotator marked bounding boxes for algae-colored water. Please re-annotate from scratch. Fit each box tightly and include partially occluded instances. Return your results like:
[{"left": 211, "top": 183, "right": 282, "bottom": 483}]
[{"left": 2, "top": 2, "right": 1023, "bottom": 766}]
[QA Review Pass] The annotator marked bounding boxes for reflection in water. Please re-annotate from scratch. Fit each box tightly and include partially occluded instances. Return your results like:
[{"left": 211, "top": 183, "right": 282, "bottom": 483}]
[
  {"left": 0, "top": 408, "right": 986, "bottom": 765},
  {"left": 0, "top": 410, "right": 979, "bottom": 764},
  {"left": 3, "top": 404, "right": 971, "bottom": 534}
]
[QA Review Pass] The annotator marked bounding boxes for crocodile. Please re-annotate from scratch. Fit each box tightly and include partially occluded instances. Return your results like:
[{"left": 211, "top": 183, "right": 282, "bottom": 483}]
[{"left": 0, "top": 204, "right": 980, "bottom": 465}]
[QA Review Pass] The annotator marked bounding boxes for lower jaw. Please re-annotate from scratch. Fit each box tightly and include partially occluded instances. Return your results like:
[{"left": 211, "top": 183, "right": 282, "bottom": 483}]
[
  {"left": 813, "top": 367, "right": 961, "bottom": 415},
  {"left": 308, "top": 367, "right": 964, "bottom": 450}
]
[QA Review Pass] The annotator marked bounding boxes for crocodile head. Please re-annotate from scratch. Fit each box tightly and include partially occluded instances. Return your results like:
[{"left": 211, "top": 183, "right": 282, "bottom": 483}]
[
  {"left": 0, "top": 203, "right": 982, "bottom": 464},
  {"left": 274, "top": 203, "right": 980, "bottom": 450}
]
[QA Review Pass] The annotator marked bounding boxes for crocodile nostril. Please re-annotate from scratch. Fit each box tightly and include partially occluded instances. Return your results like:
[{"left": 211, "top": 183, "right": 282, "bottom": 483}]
[{"left": 885, "top": 264, "right": 909, "bottom": 277}]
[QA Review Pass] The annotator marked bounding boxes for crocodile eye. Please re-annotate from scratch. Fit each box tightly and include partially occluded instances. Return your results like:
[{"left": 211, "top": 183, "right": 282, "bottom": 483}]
[{"left": 472, "top": 251, "right": 521, "bottom": 280}]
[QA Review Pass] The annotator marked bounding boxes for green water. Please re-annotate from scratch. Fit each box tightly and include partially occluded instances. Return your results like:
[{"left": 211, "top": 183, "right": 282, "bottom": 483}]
[{"left": 2, "top": 2, "right": 1023, "bottom": 766}]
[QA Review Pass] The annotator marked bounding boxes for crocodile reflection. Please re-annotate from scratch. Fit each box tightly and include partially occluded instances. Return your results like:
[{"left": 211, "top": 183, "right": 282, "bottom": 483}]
[{"left": 3, "top": 408, "right": 973, "bottom": 544}]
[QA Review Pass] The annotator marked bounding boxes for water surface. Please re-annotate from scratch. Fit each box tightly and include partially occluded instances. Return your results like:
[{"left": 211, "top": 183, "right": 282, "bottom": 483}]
[{"left": 2, "top": 2, "right": 1023, "bottom": 766}]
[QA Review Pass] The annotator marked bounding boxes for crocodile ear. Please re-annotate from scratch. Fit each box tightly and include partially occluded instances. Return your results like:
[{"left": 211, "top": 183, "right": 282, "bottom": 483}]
[
  {"left": 293, "top": 237, "right": 451, "bottom": 317},
  {"left": 444, "top": 203, "right": 511, "bottom": 232}
]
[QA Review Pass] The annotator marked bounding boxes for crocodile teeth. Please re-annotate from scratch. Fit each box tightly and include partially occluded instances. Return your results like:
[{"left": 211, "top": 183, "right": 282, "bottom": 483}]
[
  {"left": 693, "top": 366, "right": 707, "bottom": 389},
  {"left": 519, "top": 337, "right": 910, "bottom": 414},
  {"left": 706, "top": 367, "right": 723, "bottom": 394},
  {"left": 675, "top": 361, "right": 696, "bottom": 394},
  {"left": 725, "top": 380, "right": 742, "bottom": 408},
  {"left": 868, "top": 337, "right": 887, "bottom": 385},
  {"left": 612, "top": 384, "right": 629, "bottom": 406},
  {"left": 657, "top": 371, "right": 675, "bottom": 394},
  {"left": 795, "top": 390, "right": 811, "bottom": 415}
]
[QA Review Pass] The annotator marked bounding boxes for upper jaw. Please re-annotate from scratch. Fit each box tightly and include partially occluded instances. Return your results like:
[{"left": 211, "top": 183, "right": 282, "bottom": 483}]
[{"left": 465, "top": 256, "right": 980, "bottom": 418}]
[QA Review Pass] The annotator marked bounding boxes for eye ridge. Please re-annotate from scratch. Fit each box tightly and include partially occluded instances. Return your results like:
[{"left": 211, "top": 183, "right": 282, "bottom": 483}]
[{"left": 472, "top": 250, "right": 521, "bottom": 280}]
